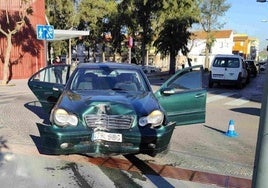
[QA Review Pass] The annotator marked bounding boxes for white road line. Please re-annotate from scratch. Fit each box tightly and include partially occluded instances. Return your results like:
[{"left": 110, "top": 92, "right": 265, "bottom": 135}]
[
  {"left": 224, "top": 97, "right": 249, "bottom": 106},
  {"left": 206, "top": 92, "right": 236, "bottom": 103},
  {"left": 0, "top": 98, "right": 14, "bottom": 104}
]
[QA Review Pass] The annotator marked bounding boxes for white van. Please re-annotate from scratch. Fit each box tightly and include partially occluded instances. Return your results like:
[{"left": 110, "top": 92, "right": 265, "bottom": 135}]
[{"left": 209, "top": 54, "right": 249, "bottom": 88}]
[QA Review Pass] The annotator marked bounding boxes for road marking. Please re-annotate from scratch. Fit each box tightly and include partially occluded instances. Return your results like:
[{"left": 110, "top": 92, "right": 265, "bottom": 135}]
[
  {"left": 206, "top": 92, "right": 236, "bottom": 103},
  {"left": 0, "top": 91, "right": 29, "bottom": 105},
  {"left": 0, "top": 98, "right": 14, "bottom": 104},
  {"left": 224, "top": 97, "right": 249, "bottom": 106}
]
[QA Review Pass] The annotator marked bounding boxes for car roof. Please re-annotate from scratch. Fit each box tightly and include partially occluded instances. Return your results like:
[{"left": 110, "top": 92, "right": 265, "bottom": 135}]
[
  {"left": 77, "top": 62, "right": 141, "bottom": 70},
  {"left": 214, "top": 54, "right": 242, "bottom": 58}
]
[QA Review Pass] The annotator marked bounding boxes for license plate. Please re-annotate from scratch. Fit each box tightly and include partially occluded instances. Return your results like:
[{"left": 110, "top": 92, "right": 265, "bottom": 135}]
[
  {"left": 92, "top": 131, "right": 122, "bottom": 142},
  {"left": 212, "top": 74, "right": 224, "bottom": 78}
]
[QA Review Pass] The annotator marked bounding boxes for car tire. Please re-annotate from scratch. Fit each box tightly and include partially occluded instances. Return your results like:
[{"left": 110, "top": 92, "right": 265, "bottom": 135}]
[
  {"left": 246, "top": 75, "right": 250, "bottom": 84},
  {"left": 237, "top": 74, "right": 243, "bottom": 89},
  {"left": 208, "top": 81, "right": 213, "bottom": 88}
]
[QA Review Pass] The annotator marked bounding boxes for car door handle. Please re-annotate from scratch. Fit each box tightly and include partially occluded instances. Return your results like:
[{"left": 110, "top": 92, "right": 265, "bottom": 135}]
[
  {"left": 32, "top": 85, "right": 43, "bottom": 89},
  {"left": 195, "top": 93, "right": 205, "bottom": 98},
  {"left": 53, "top": 87, "right": 59, "bottom": 91}
]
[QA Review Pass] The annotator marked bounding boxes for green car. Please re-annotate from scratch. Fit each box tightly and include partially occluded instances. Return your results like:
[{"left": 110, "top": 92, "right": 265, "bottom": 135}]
[{"left": 28, "top": 62, "right": 207, "bottom": 157}]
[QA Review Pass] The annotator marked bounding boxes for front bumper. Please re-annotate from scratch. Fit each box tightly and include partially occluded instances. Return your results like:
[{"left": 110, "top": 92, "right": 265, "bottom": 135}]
[{"left": 37, "top": 123, "right": 176, "bottom": 157}]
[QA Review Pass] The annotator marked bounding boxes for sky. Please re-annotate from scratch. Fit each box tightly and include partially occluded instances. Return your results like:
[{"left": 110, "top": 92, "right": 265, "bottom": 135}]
[{"left": 222, "top": 0, "right": 268, "bottom": 50}]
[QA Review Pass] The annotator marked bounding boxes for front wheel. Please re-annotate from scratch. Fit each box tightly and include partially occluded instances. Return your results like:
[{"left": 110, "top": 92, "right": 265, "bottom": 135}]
[
  {"left": 208, "top": 73, "right": 213, "bottom": 88},
  {"left": 209, "top": 81, "right": 214, "bottom": 88}
]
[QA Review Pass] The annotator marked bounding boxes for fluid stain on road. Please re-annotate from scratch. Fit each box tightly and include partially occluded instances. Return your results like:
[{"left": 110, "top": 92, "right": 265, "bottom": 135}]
[
  {"left": 99, "top": 166, "right": 143, "bottom": 188},
  {"left": 45, "top": 161, "right": 144, "bottom": 188},
  {"left": 59, "top": 162, "right": 93, "bottom": 188}
]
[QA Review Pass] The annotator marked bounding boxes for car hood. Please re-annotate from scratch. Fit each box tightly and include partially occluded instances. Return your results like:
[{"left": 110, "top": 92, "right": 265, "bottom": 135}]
[{"left": 56, "top": 90, "right": 161, "bottom": 117}]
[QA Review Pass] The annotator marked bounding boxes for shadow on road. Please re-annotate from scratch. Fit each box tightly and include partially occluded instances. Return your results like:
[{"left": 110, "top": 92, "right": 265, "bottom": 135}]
[
  {"left": 0, "top": 136, "right": 9, "bottom": 167},
  {"left": 203, "top": 125, "right": 226, "bottom": 134},
  {"left": 30, "top": 134, "right": 43, "bottom": 154},
  {"left": 24, "top": 101, "right": 50, "bottom": 124},
  {"left": 124, "top": 154, "right": 174, "bottom": 188},
  {"left": 230, "top": 107, "right": 260, "bottom": 116}
]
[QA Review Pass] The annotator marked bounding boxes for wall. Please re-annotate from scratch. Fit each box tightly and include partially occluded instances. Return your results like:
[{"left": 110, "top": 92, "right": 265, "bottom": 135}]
[{"left": 0, "top": 0, "right": 45, "bottom": 80}]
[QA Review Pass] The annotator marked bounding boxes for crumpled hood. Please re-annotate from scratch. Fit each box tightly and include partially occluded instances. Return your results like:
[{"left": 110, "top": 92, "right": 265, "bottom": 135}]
[{"left": 56, "top": 90, "right": 161, "bottom": 117}]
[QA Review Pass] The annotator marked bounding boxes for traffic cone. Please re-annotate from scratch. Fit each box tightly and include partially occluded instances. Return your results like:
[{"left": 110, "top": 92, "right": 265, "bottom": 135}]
[{"left": 225, "top": 119, "right": 238, "bottom": 137}]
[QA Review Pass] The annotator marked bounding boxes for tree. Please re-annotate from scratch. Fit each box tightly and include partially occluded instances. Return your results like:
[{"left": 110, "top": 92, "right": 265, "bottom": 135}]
[
  {"left": 45, "top": 0, "right": 77, "bottom": 59},
  {"left": 126, "top": 0, "right": 162, "bottom": 65},
  {"left": 199, "top": 0, "right": 230, "bottom": 70},
  {"left": 153, "top": 0, "right": 199, "bottom": 74},
  {"left": 154, "top": 19, "right": 193, "bottom": 74},
  {"left": 0, "top": 0, "right": 33, "bottom": 85},
  {"left": 77, "top": 0, "right": 117, "bottom": 62}
]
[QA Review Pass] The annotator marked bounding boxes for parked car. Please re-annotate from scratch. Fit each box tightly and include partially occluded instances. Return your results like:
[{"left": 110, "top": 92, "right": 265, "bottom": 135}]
[
  {"left": 141, "top": 65, "right": 161, "bottom": 74},
  {"left": 209, "top": 54, "right": 249, "bottom": 88},
  {"left": 256, "top": 61, "right": 266, "bottom": 72},
  {"left": 28, "top": 63, "right": 207, "bottom": 157},
  {"left": 245, "top": 60, "right": 257, "bottom": 77}
]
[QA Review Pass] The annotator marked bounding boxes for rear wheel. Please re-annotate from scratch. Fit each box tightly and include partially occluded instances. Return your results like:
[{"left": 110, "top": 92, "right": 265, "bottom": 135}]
[
  {"left": 246, "top": 74, "right": 250, "bottom": 84},
  {"left": 237, "top": 74, "right": 243, "bottom": 89}
]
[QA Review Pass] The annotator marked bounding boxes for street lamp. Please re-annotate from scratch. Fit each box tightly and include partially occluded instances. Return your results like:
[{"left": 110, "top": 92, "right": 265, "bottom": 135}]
[{"left": 253, "top": 2, "right": 268, "bottom": 188}]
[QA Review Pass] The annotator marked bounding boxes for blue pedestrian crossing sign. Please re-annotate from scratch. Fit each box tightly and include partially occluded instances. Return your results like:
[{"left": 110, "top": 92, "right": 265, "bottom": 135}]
[{"left": 36, "top": 25, "right": 54, "bottom": 40}]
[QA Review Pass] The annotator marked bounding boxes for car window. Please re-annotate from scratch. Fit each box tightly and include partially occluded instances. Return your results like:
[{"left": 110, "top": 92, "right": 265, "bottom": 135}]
[
  {"left": 213, "top": 57, "right": 240, "bottom": 68},
  {"left": 213, "top": 58, "right": 226, "bottom": 67},
  {"left": 30, "top": 65, "right": 69, "bottom": 84},
  {"left": 70, "top": 68, "right": 148, "bottom": 92},
  {"left": 227, "top": 58, "right": 239, "bottom": 68},
  {"left": 167, "top": 68, "right": 202, "bottom": 91}
]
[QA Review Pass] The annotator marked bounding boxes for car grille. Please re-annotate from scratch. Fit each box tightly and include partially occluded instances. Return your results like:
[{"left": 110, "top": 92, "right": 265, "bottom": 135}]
[{"left": 84, "top": 114, "right": 134, "bottom": 129}]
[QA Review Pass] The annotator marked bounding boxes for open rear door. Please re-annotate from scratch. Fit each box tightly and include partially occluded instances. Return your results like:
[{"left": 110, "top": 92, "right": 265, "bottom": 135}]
[{"left": 28, "top": 65, "right": 71, "bottom": 113}]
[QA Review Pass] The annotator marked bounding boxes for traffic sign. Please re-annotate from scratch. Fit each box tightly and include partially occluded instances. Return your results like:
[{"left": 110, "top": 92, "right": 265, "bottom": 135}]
[{"left": 36, "top": 25, "right": 54, "bottom": 40}]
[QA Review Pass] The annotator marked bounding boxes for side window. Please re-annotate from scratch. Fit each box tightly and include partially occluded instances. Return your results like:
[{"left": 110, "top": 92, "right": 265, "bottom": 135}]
[
  {"left": 31, "top": 65, "right": 69, "bottom": 84},
  {"left": 167, "top": 67, "right": 203, "bottom": 92}
]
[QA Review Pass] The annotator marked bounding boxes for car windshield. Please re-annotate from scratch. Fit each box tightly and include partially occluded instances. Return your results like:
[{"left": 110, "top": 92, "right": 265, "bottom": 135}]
[
  {"left": 246, "top": 61, "right": 255, "bottom": 66},
  {"left": 69, "top": 67, "right": 148, "bottom": 92}
]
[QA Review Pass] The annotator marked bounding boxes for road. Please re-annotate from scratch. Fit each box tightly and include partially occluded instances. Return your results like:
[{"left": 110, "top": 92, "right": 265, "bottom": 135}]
[{"left": 0, "top": 70, "right": 264, "bottom": 187}]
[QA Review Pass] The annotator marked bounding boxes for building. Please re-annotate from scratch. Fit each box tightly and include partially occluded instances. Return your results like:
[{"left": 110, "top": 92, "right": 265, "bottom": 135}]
[
  {"left": 186, "top": 30, "right": 234, "bottom": 68},
  {"left": 0, "top": 1, "right": 89, "bottom": 80},
  {"left": 232, "top": 34, "right": 258, "bottom": 60},
  {"left": 0, "top": 0, "right": 46, "bottom": 80}
]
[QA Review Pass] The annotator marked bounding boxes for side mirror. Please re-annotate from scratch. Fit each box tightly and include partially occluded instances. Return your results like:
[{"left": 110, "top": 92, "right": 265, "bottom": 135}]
[{"left": 161, "top": 88, "right": 175, "bottom": 95}]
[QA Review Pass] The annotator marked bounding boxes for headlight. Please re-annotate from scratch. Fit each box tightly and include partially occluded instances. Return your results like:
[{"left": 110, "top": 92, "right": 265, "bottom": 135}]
[
  {"left": 53, "top": 109, "right": 78, "bottom": 127},
  {"left": 139, "top": 110, "right": 164, "bottom": 127}
]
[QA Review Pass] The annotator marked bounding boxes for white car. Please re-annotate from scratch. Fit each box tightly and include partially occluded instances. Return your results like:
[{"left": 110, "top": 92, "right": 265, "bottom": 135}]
[
  {"left": 209, "top": 54, "right": 249, "bottom": 88},
  {"left": 257, "top": 61, "right": 266, "bottom": 71}
]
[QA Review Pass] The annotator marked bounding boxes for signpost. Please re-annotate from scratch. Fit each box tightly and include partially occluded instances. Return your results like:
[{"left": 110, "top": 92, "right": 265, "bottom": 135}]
[
  {"left": 36, "top": 25, "right": 54, "bottom": 66},
  {"left": 36, "top": 25, "right": 54, "bottom": 40},
  {"left": 128, "top": 36, "right": 133, "bottom": 64}
]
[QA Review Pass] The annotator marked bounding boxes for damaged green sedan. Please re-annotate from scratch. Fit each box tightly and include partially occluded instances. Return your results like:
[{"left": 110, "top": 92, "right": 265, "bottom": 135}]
[{"left": 28, "top": 62, "right": 206, "bottom": 157}]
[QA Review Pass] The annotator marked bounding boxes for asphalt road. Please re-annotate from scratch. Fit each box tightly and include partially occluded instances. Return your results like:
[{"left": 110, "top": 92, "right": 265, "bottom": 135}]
[{"left": 0, "top": 69, "right": 264, "bottom": 187}]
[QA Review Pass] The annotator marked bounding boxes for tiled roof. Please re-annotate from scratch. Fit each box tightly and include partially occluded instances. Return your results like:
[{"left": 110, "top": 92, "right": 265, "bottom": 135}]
[{"left": 191, "top": 30, "right": 233, "bottom": 39}]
